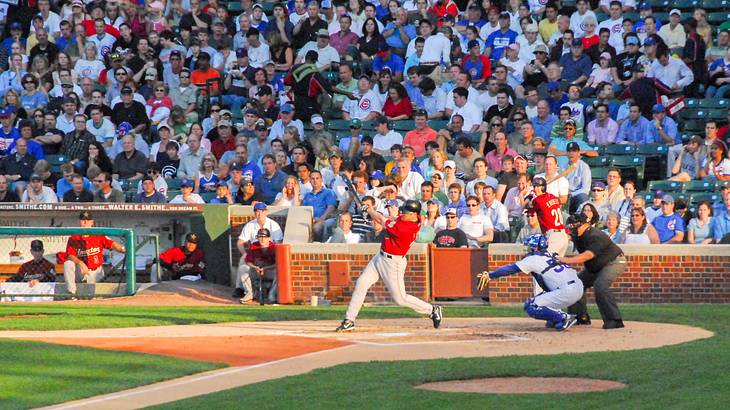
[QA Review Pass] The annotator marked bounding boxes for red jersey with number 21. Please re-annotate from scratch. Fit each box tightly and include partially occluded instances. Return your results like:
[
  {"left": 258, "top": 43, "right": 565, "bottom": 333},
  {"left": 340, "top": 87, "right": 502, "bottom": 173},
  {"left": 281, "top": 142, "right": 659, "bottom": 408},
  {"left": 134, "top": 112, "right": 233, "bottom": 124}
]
[
  {"left": 531, "top": 193, "right": 565, "bottom": 233},
  {"left": 381, "top": 218, "right": 420, "bottom": 256},
  {"left": 66, "top": 235, "right": 115, "bottom": 270}
]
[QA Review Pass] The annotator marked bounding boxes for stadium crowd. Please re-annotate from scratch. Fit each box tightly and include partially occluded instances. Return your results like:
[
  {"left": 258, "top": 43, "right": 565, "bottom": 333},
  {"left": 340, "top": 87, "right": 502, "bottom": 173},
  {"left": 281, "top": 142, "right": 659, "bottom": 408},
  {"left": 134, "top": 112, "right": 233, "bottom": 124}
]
[{"left": 0, "top": 0, "right": 729, "bottom": 245}]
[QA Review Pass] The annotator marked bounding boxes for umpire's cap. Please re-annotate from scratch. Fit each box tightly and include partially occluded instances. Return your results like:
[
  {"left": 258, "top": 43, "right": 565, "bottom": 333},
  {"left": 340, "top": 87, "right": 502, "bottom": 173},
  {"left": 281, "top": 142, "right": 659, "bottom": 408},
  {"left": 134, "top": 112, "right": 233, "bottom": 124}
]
[
  {"left": 79, "top": 211, "right": 93, "bottom": 220},
  {"left": 400, "top": 199, "right": 422, "bottom": 215},
  {"left": 566, "top": 213, "right": 589, "bottom": 229},
  {"left": 185, "top": 233, "right": 198, "bottom": 244}
]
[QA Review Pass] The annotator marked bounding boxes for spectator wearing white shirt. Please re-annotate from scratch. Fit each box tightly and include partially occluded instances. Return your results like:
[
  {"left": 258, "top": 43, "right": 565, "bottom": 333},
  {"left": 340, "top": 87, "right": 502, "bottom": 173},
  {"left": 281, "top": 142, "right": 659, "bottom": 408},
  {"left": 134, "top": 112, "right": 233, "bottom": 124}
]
[
  {"left": 536, "top": 155, "right": 570, "bottom": 206},
  {"left": 570, "top": 0, "right": 597, "bottom": 39},
  {"left": 516, "top": 24, "right": 546, "bottom": 64},
  {"left": 445, "top": 72, "right": 480, "bottom": 115},
  {"left": 245, "top": 28, "right": 271, "bottom": 68},
  {"left": 647, "top": 49, "right": 694, "bottom": 92},
  {"left": 481, "top": 185, "right": 510, "bottom": 242},
  {"left": 407, "top": 19, "right": 450, "bottom": 66},
  {"left": 372, "top": 116, "right": 403, "bottom": 156},
  {"left": 86, "top": 106, "right": 115, "bottom": 144},
  {"left": 597, "top": 2, "right": 625, "bottom": 53},
  {"left": 418, "top": 77, "right": 447, "bottom": 119},
  {"left": 342, "top": 74, "right": 382, "bottom": 121},
  {"left": 296, "top": 29, "right": 340, "bottom": 71},
  {"left": 395, "top": 158, "right": 424, "bottom": 200},
  {"left": 327, "top": 211, "right": 361, "bottom": 243},
  {"left": 458, "top": 194, "right": 494, "bottom": 247},
  {"left": 450, "top": 87, "right": 482, "bottom": 133}
]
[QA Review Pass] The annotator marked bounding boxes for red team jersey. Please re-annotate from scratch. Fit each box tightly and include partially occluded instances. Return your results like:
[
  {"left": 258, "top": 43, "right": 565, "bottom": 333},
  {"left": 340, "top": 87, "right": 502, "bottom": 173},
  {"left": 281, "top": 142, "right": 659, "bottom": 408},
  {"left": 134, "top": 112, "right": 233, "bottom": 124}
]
[
  {"left": 382, "top": 218, "right": 420, "bottom": 256},
  {"left": 66, "top": 235, "right": 115, "bottom": 270},
  {"left": 530, "top": 193, "right": 565, "bottom": 233}
]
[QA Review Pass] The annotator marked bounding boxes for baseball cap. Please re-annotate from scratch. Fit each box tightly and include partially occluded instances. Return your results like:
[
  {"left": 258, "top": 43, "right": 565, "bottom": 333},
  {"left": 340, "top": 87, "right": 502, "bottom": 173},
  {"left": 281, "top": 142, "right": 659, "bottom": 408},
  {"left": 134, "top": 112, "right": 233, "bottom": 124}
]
[
  {"left": 321, "top": 0, "right": 332, "bottom": 8},
  {"left": 316, "top": 28, "right": 330, "bottom": 37},
  {"left": 350, "top": 118, "right": 362, "bottom": 129},
  {"left": 219, "top": 109, "right": 232, "bottom": 117},
  {"left": 121, "top": 86, "right": 133, "bottom": 94},
  {"left": 525, "top": 23, "right": 538, "bottom": 33},
  {"left": 30, "top": 173, "right": 43, "bottom": 181},
  {"left": 280, "top": 103, "right": 293, "bottom": 113},
  {"left": 662, "top": 194, "right": 675, "bottom": 203},
  {"left": 547, "top": 81, "right": 560, "bottom": 92},
  {"left": 689, "top": 135, "right": 704, "bottom": 145},
  {"left": 255, "top": 119, "right": 267, "bottom": 130},
  {"left": 591, "top": 181, "right": 606, "bottom": 190},
  {"left": 444, "top": 160, "right": 456, "bottom": 169},
  {"left": 626, "top": 36, "right": 640, "bottom": 46},
  {"left": 236, "top": 48, "right": 248, "bottom": 58},
  {"left": 157, "top": 122, "right": 170, "bottom": 131},
  {"left": 533, "top": 44, "right": 549, "bottom": 54},
  {"left": 371, "top": 170, "right": 385, "bottom": 180},
  {"left": 230, "top": 161, "right": 243, "bottom": 171},
  {"left": 431, "top": 170, "right": 443, "bottom": 179},
  {"left": 311, "top": 114, "right": 324, "bottom": 125},
  {"left": 245, "top": 108, "right": 259, "bottom": 116},
  {"left": 252, "top": 3, "right": 263, "bottom": 10},
  {"left": 414, "top": 108, "right": 428, "bottom": 117},
  {"left": 118, "top": 121, "right": 133, "bottom": 135},
  {"left": 254, "top": 202, "right": 268, "bottom": 211},
  {"left": 507, "top": 43, "right": 520, "bottom": 51},
  {"left": 218, "top": 119, "right": 232, "bottom": 128},
  {"left": 564, "top": 119, "right": 576, "bottom": 127},
  {"left": 445, "top": 207, "right": 457, "bottom": 216},
  {"left": 215, "top": 180, "right": 229, "bottom": 188},
  {"left": 644, "top": 37, "right": 657, "bottom": 46},
  {"left": 669, "top": 9, "right": 681, "bottom": 16},
  {"left": 499, "top": 12, "right": 510, "bottom": 19},
  {"left": 329, "top": 149, "right": 343, "bottom": 159},
  {"left": 257, "top": 228, "right": 271, "bottom": 237},
  {"left": 0, "top": 105, "right": 17, "bottom": 117},
  {"left": 639, "top": 2, "right": 651, "bottom": 10},
  {"left": 185, "top": 233, "right": 198, "bottom": 244},
  {"left": 467, "top": 39, "right": 480, "bottom": 50},
  {"left": 600, "top": 52, "right": 612, "bottom": 60},
  {"left": 571, "top": 38, "right": 583, "bottom": 47},
  {"left": 9, "top": 22, "right": 22, "bottom": 30},
  {"left": 567, "top": 141, "right": 581, "bottom": 152},
  {"left": 654, "top": 190, "right": 665, "bottom": 198},
  {"left": 256, "top": 85, "right": 272, "bottom": 96},
  {"left": 652, "top": 104, "right": 665, "bottom": 114},
  {"left": 79, "top": 211, "right": 93, "bottom": 220},
  {"left": 180, "top": 178, "right": 194, "bottom": 188},
  {"left": 30, "top": 240, "right": 44, "bottom": 251}
]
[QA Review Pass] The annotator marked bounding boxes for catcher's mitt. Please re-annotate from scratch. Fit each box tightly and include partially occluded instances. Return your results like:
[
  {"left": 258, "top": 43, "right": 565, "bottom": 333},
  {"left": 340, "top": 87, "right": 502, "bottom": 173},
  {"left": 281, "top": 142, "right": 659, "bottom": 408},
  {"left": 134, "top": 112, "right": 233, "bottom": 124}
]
[{"left": 477, "top": 271, "right": 491, "bottom": 291}]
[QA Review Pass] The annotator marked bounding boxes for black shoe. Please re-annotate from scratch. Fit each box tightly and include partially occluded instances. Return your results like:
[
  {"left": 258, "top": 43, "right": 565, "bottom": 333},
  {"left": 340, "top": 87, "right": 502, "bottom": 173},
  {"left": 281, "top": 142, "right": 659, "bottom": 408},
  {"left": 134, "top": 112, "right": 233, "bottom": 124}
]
[
  {"left": 576, "top": 313, "right": 591, "bottom": 325},
  {"left": 430, "top": 305, "right": 443, "bottom": 329},
  {"left": 602, "top": 319, "right": 625, "bottom": 330},
  {"left": 231, "top": 288, "right": 244, "bottom": 299},
  {"left": 335, "top": 319, "right": 355, "bottom": 332}
]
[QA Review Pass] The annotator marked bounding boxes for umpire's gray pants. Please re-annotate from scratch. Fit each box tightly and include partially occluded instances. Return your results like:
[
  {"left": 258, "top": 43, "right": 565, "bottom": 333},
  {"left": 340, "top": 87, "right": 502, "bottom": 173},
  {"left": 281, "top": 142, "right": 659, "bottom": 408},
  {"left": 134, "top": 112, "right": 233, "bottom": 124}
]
[{"left": 569, "top": 256, "right": 626, "bottom": 322}]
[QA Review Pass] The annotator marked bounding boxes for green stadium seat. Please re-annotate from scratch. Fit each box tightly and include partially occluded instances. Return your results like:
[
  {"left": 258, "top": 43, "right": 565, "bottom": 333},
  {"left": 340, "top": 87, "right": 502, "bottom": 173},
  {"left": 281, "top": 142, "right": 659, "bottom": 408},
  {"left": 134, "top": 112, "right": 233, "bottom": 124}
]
[
  {"left": 612, "top": 156, "right": 645, "bottom": 184},
  {"left": 689, "top": 193, "right": 722, "bottom": 205},
  {"left": 706, "top": 98, "right": 730, "bottom": 109},
  {"left": 653, "top": 12, "right": 669, "bottom": 23},
  {"left": 591, "top": 167, "right": 610, "bottom": 181},
  {"left": 584, "top": 156, "right": 612, "bottom": 167},
  {"left": 708, "top": 12, "right": 730, "bottom": 25},
  {"left": 362, "top": 120, "right": 377, "bottom": 131},
  {"left": 717, "top": 180, "right": 730, "bottom": 190},
  {"left": 685, "top": 98, "right": 701, "bottom": 108},
  {"left": 466, "top": 132, "right": 481, "bottom": 145},
  {"left": 683, "top": 180, "right": 716, "bottom": 192},
  {"left": 650, "top": 0, "right": 671, "bottom": 9},
  {"left": 636, "top": 191, "right": 653, "bottom": 203},
  {"left": 201, "top": 192, "right": 217, "bottom": 203},
  {"left": 327, "top": 119, "right": 351, "bottom": 131},
  {"left": 704, "top": 0, "right": 730, "bottom": 9},
  {"left": 261, "top": 2, "right": 275, "bottom": 16},
  {"left": 167, "top": 179, "right": 182, "bottom": 190},
  {"left": 604, "top": 144, "right": 636, "bottom": 156},
  {"left": 595, "top": 12, "right": 609, "bottom": 22},
  {"left": 392, "top": 120, "right": 415, "bottom": 131},
  {"left": 647, "top": 180, "right": 684, "bottom": 192},
  {"left": 429, "top": 120, "right": 449, "bottom": 131},
  {"left": 624, "top": 12, "right": 639, "bottom": 21},
  {"left": 707, "top": 109, "right": 726, "bottom": 120},
  {"left": 45, "top": 154, "right": 65, "bottom": 167},
  {"left": 636, "top": 143, "right": 668, "bottom": 156},
  {"left": 167, "top": 190, "right": 181, "bottom": 199},
  {"left": 682, "top": 120, "right": 705, "bottom": 133},
  {"left": 673, "top": 0, "right": 700, "bottom": 10}
]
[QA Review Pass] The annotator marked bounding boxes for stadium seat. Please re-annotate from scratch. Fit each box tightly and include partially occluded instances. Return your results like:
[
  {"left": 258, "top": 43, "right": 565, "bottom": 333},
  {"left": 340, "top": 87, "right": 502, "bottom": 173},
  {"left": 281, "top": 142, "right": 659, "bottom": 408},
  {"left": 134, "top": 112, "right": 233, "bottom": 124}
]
[
  {"left": 717, "top": 180, "right": 730, "bottom": 190},
  {"left": 45, "top": 155, "right": 65, "bottom": 168},
  {"left": 650, "top": 0, "right": 671, "bottom": 9},
  {"left": 647, "top": 180, "right": 684, "bottom": 192},
  {"left": 327, "top": 119, "right": 350, "bottom": 131},
  {"left": 685, "top": 98, "right": 701, "bottom": 108},
  {"left": 682, "top": 120, "right": 705, "bottom": 133},
  {"left": 636, "top": 143, "right": 668, "bottom": 156},
  {"left": 708, "top": 109, "right": 726, "bottom": 120},
  {"left": 392, "top": 120, "right": 415, "bottom": 131},
  {"left": 653, "top": 12, "right": 669, "bottom": 23},
  {"left": 612, "top": 156, "right": 645, "bottom": 184},
  {"left": 591, "top": 167, "right": 610, "bottom": 181},
  {"left": 362, "top": 120, "right": 377, "bottom": 131},
  {"left": 708, "top": 12, "right": 730, "bottom": 26},
  {"left": 703, "top": 0, "right": 730, "bottom": 10},
  {"left": 604, "top": 145, "right": 636, "bottom": 156},
  {"left": 595, "top": 12, "right": 608, "bottom": 22},
  {"left": 706, "top": 98, "right": 730, "bottom": 109},
  {"left": 584, "top": 156, "right": 612, "bottom": 167},
  {"left": 636, "top": 191, "right": 653, "bottom": 203},
  {"left": 673, "top": 0, "right": 700, "bottom": 10},
  {"left": 201, "top": 192, "right": 217, "bottom": 203},
  {"left": 683, "top": 180, "right": 717, "bottom": 192},
  {"left": 690, "top": 193, "right": 721, "bottom": 205},
  {"left": 167, "top": 179, "right": 182, "bottom": 190},
  {"left": 429, "top": 120, "right": 449, "bottom": 130}
]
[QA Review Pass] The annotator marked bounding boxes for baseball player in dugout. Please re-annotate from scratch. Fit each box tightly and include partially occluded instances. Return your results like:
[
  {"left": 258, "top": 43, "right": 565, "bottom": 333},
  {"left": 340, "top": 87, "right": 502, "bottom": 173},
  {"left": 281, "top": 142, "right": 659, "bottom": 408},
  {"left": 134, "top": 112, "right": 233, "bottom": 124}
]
[
  {"left": 561, "top": 213, "right": 627, "bottom": 330},
  {"left": 63, "top": 211, "right": 126, "bottom": 299},
  {"left": 526, "top": 175, "right": 569, "bottom": 257},
  {"left": 477, "top": 235, "right": 583, "bottom": 331},
  {"left": 336, "top": 200, "right": 443, "bottom": 332},
  {"left": 6, "top": 240, "right": 56, "bottom": 286},
  {"left": 156, "top": 233, "right": 206, "bottom": 281},
  {"left": 239, "top": 228, "right": 278, "bottom": 304}
]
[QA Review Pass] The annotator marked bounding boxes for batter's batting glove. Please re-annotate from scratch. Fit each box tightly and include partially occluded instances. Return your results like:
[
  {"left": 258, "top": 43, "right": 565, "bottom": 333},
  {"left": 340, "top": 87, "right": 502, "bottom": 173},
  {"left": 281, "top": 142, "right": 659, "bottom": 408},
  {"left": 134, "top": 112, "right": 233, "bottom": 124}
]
[
  {"left": 477, "top": 271, "right": 491, "bottom": 292},
  {"left": 360, "top": 204, "right": 370, "bottom": 215}
]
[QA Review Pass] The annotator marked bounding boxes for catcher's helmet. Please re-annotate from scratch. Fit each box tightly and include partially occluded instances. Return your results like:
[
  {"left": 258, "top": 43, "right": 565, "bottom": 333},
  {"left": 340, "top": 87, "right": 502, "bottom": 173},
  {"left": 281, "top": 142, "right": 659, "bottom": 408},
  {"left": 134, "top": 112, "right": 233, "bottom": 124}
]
[
  {"left": 524, "top": 234, "right": 549, "bottom": 253},
  {"left": 532, "top": 176, "right": 547, "bottom": 189},
  {"left": 400, "top": 199, "right": 422, "bottom": 214}
]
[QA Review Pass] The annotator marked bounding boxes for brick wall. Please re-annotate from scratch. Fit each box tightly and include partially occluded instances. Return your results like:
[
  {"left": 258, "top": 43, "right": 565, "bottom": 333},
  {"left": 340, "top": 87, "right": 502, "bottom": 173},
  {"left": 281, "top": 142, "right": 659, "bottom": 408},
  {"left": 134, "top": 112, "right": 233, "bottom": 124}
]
[
  {"left": 487, "top": 245, "right": 730, "bottom": 304},
  {"left": 288, "top": 244, "right": 430, "bottom": 304}
]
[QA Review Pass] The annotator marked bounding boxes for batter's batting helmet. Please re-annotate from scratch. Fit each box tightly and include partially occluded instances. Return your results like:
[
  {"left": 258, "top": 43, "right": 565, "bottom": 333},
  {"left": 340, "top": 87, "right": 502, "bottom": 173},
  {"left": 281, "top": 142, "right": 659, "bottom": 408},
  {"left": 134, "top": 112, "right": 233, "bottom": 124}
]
[
  {"left": 532, "top": 176, "right": 547, "bottom": 189},
  {"left": 400, "top": 199, "right": 422, "bottom": 214},
  {"left": 524, "top": 234, "right": 548, "bottom": 253},
  {"left": 566, "top": 213, "right": 588, "bottom": 229}
]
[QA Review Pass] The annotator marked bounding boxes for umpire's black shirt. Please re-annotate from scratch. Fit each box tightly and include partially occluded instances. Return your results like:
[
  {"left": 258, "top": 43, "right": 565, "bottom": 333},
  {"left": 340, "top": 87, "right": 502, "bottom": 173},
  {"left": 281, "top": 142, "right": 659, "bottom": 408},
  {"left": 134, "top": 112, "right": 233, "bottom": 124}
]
[{"left": 574, "top": 227, "right": 623, "bottom": 273}]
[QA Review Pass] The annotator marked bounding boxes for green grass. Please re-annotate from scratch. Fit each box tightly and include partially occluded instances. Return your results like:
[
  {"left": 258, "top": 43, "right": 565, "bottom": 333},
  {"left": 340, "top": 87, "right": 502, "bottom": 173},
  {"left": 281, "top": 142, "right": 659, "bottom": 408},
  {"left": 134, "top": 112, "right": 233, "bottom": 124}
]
[
  {"left": 0, "top": 339, "right": 220, "bottom": 410},
  {"left": 151, "top": 304, "right": 730, "bottom": 410}
]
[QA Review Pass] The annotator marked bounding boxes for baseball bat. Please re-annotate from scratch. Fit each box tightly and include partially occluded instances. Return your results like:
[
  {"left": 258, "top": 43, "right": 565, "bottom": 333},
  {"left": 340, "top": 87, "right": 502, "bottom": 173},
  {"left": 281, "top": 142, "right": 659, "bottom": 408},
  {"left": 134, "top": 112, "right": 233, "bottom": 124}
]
[{"left": 340, "top": 173, "right": 364, "bottom": 209}]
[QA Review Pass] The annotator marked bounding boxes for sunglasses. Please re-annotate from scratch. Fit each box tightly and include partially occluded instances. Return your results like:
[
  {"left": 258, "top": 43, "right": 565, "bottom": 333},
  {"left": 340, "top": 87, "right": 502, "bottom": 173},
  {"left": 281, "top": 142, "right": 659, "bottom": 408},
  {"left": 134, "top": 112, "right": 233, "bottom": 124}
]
[
  {"left": 491, "top": 123, "right": 502, "bottom": 127},
  {"left": 179, "top": 74, "right": 190, "bottom": 78},
  {"left": 115, "top": 72, "right": 126, "bottom": 76},
  {"left": 431, "top": 175, "right": 442, "bottom": 179},
  {"left": 467, "top": 203, "right": 479, "bottom": 207},
  {"left": 93, "top": 179, "right": 104, "bottom": 183},
  {"left": 211, "top": 109, "right": 220, "bottom": 113},
  {"left": 147, "top": 170, "right": 158, "bottom": 175},
  {"left": 631, "top": 214, "right": 642, "bottom": 217},
  {"left": 446, "top": 215, "right": 457, "bottom": 219},
  {"left": 565, "top": 126, "right": 576, "bottom": 130},
  {"left": 155, "top": 88, "right": 165, "bottom": 92},
  {"left": 23, "top": 80, "right": 35, "bottom": 84},
  {"left": 592, "top": 188, "right": 604, "bottom": 192},
  {"left": 61, "top": 84, "right": 73, "bottom": 88},
  {"left": 512, "top": 117, "right": 524, "bottom": 121}
]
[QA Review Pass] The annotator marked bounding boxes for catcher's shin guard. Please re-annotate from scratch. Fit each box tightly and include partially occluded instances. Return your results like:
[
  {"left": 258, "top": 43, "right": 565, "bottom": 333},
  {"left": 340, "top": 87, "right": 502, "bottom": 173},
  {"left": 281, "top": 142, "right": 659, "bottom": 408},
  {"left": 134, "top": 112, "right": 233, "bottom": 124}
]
[{"left": 524, "top": 299, "right": 565, "bottom": 323}]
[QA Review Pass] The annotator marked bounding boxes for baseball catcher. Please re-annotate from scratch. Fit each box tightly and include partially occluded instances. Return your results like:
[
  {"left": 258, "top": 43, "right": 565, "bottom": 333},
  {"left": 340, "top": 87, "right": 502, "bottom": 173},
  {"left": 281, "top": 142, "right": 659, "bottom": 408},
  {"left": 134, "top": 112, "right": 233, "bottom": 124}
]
[{"left": 477, "top": 234, "right": 583, "bottom": 331}]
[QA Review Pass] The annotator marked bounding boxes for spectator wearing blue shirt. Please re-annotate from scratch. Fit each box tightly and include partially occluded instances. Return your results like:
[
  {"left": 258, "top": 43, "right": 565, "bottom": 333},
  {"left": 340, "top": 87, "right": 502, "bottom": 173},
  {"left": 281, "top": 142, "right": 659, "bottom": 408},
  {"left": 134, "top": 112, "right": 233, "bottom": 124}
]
[
  {"left": 302, "top": 170, "right": 338, "bottom": 241},
  {"left": 381, "top": 9, "right": 416, "bottom": 54},
  {"left": 706, "top": 49, "right": 730, "bottom": 98},
  {"left": 456, "top": 5, "right": 487, "bottom": 33},
  {"left": 372, "top": 43, "right": 405, "bottom": 82},
  {"left": 0, "top": 106, "right": 21, "bottom": 156},
  {"left": 617, "top": 103, "right": 652, "bottom": 144},
  {"left": 8, "top": 121, "right": 45, "bottom": 160},
  {"left": 545, "top": 81, "right": 568, "bottom": 115},
  {"left": 2, "top": 22, "right": 26, "bottom": 55},
  {"left": 648, "top": 104, "right": 679, "bottom": 145},
  {"left": 255, "top": 154, "right": 288, "bottom": 204},
  {"left": 56, "top": 163, "right": 93, "bottom": 199},
  {"left": 549, "top": 119, "right": 597, "bottom": 169},
  {"left": 559, "top": 39, "right": 593, "bottom": 86},
  {"left": 710, "top": 195, "right": 730, "bottom": 243},
  {"left": 651, "top": 194, "right": 686, "bottom": 243},
  {"left": 404, "top": 67, "right": 425, "bottom": 109},
  {"left": 485, "top": 13, "right": 518, "bottom": 61},
  {"left": 532, "top": 100, "right": 557, "bottom": 142}
]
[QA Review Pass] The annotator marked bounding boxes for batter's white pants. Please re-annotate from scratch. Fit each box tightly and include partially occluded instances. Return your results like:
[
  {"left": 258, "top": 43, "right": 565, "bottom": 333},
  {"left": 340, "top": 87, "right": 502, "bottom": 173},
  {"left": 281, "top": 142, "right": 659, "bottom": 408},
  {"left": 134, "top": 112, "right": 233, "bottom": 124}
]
[
  {"left": 63, "top": 261, "right": 105, "bottom": 295},
  {"left": 345, "top": 251, "right": 433, "bottom": 321}
]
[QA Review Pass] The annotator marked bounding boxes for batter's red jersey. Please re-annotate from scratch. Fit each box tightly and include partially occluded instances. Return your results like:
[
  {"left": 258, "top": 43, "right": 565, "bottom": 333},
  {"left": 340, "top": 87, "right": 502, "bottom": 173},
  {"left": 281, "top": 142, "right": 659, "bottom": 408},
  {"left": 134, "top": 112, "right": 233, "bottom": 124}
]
[
  {"left": 381, "top": 217, "right": 420, "bottom": 256},
  {"left": 530, "top": 193, "right": 565, "bottom": 233},
  {"left": 66, "top": 235, "right": 115, "bottom": 270}
]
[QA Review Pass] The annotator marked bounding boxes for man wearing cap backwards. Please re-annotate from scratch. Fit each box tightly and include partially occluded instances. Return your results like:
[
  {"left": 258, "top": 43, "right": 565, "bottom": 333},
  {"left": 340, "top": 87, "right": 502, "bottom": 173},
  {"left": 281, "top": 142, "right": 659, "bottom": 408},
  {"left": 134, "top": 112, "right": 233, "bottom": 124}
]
[
  {"left": 336, "top": 199, "right": 443, "bottom": 332},
  {"left": 5, "top": 240, "right": 55, "bottom": 288},
  {"left": 651, "top": 194, "right": 685, "bottom": 244},
  {"left": 64, "top": 211, "right": 126, "bottom": 298},
  {"left": 342, "top": 74, "right": 382, "bottom": 122},
  {"left": 561, "top": 213, "right": 626, "bottom": 329},
  {"left": 155, "top": 233, "right": 206, "bottom": 281}
]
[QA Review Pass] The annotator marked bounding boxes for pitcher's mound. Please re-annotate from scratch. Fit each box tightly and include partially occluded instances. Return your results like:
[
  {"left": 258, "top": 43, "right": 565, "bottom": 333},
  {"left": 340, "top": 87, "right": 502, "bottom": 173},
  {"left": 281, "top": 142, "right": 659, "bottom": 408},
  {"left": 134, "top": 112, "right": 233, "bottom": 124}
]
[{"left": 417, "top": 377, "right": 626, "bottom": 394}]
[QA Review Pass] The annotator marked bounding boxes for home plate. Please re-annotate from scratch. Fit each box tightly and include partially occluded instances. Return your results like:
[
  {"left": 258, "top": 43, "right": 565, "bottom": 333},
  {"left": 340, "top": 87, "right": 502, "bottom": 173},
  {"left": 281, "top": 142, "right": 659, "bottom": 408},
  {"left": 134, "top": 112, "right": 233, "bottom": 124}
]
[{"left": 374, "top": 332, "right": 413, "bottom": 338}]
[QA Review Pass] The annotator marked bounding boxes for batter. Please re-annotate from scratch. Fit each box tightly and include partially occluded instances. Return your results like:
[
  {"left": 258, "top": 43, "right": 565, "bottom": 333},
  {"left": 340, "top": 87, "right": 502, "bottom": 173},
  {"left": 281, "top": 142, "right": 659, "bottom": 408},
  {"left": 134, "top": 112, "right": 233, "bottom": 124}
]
[
  {"left": 526, "top": 176, "right": 570, "bottom": 257},
  {"left": 336, "top": 200, "right": 443, "bottom": 332},
  {"left": 478, "top": 234, "right": 582, "bottom": 331}
]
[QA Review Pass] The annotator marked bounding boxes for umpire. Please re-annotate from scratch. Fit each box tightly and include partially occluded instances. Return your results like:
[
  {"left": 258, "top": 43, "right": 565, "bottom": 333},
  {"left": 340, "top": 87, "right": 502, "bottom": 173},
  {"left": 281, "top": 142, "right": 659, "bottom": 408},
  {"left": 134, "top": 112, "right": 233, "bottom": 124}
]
[{"left": 560, "top": 213, "right": 626, "bottom": 330}]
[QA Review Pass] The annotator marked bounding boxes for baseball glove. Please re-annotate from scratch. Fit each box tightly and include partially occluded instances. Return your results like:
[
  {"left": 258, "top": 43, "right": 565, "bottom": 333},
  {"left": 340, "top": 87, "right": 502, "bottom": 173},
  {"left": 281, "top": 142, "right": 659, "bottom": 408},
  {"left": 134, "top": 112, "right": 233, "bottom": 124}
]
[{"left": 477, "top": 271, "right": 491, "bottom": 291}]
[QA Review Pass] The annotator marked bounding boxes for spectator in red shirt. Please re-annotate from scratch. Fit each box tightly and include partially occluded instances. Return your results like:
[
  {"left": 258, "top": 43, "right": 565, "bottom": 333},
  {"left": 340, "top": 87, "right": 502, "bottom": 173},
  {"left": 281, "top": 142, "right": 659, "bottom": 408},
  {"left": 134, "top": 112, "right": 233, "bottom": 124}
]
[
  {"left": 210, "top": 120, "right": 235, "bottom": 160},
  {"left": 462, "top": 39, "right": 492, "bottom": 83},
  {"left": 403, "top": 109, "right": 437, "bottom": 156},
  {"left": 191, "top": 52, "right": 221, "bottom": 95},
  {"left": 430, "top": 0, "right": 459, "bottom": 21},
  {"left": 383, "top": 83, "right": 413, "bottom": 120}
]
